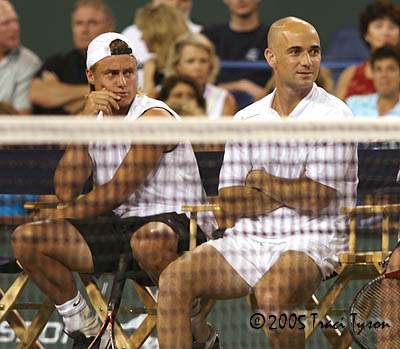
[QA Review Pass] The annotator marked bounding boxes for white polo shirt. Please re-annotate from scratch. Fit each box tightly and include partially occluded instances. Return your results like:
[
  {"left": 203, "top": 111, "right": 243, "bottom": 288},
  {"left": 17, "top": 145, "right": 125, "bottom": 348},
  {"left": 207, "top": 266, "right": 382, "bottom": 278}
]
[{"left": 219, "top": 84, "right": 358, "bottom": 251}]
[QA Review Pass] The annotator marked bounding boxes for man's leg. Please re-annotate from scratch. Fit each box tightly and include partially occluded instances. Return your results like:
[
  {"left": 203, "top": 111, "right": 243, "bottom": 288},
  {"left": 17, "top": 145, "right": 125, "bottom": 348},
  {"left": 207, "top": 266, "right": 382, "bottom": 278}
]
[
  {"left": 132, "top": 220, "right": 220, "bottom": 346},
  {"left": 254, "top": 251, "right": 322, "bottom": 349},
  {"left": 11, "top": 220, "right": 105, "bottom": 344},
  {"left": 157, "top": 243, "right": 251, "bottom": 349},
  {"left": 130, "top": 221, "right": 179, "bottom": 282},
  {"left": 11, "top": 219, "right": 94, "bottom": 304}
]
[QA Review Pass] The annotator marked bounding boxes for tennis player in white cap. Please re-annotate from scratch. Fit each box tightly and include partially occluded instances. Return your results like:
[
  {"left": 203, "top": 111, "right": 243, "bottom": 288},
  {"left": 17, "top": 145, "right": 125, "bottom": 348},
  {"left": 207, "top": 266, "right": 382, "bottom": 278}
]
[{"left": 11, "top": 32, "right": 217, "bottom": 349}]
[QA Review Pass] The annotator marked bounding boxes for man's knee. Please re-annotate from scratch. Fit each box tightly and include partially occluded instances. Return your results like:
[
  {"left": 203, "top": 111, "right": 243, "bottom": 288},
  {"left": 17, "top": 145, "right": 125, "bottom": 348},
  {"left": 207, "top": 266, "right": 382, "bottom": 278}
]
[
  {"left": 11, "top": 223, "right": 38, "bottom": 253},
  {"left": 159, "top": 260, "right": 192, "bottom": 300},
  {"left": 255, "top": 251, "right": 321, "bottom": 311},
  {"left": 131, "top": 222, "right": 179, "bottom": 272},
  {"left": 11, "top": 222, "right": 49, "bottom": 269}
]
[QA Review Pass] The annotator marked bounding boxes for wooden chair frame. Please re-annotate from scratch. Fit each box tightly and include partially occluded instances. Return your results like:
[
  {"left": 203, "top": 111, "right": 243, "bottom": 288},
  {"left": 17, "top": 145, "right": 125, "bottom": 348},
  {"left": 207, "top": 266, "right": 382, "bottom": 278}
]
[
  {"left": 0, "top": 270, "right": 54, "bottom": 349},
  {"left": 20, "top": 201, "right": 159, "bottom": 349},
  {"left": 181, "top": 201, "right": 399, "bottom": 348}
]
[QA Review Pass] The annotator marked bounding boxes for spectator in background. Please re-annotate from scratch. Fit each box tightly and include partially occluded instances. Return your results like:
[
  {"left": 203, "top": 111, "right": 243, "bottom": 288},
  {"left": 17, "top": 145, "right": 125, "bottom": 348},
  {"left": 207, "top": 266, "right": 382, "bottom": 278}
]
[
  {"left": 346, "top": 45, "right": 400, "bottom": 117},
  {"left": 165, "top": 32, "right": 237, "bottom": 117},
  {"left": 0, "top": 0, "right": 41, "bottom": 114},
  {"left": 135, "top": 3, "right": 190, "bottom": 94},
  {"left": 201, "top": 0, "right": 269, "bottom": 105},
  {"left": 174, "top": 0, "right": 202, "bottom": 33},
  {"left": 157, "top": 74, "right": 207, "bottom": 117},
  {"left": 122, "top": 0, "right": 202, "bottom": 90},
  {"left": 336, "top": 0, "right": 400, "bottom": 100},
  {"left": 30, "top": 0, "right": 115, "bottom": 115}
]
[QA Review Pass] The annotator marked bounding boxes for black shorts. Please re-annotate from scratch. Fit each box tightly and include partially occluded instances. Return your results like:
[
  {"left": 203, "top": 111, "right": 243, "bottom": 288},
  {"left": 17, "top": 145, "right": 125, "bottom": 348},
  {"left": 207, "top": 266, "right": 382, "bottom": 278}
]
[{"left": 67, "top": 212, "right": 207, "bottom": 275}]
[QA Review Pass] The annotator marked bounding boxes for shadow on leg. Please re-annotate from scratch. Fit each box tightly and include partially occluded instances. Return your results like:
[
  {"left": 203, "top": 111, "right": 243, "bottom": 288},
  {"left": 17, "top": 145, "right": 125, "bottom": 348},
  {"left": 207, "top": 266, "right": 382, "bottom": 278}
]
[
  {"left": 157, "top": 244, "right": 250, "bottom": 349},
  {"left": 254, "top": 251, "right": 322, "bottom": 349}
]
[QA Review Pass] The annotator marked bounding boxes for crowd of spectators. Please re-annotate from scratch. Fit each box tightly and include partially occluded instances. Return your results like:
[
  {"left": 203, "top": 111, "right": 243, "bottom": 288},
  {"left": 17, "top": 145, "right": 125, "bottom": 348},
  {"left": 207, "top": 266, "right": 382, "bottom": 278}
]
[{"left": 2, "top": 0, "right": 400, "bottom": 119}]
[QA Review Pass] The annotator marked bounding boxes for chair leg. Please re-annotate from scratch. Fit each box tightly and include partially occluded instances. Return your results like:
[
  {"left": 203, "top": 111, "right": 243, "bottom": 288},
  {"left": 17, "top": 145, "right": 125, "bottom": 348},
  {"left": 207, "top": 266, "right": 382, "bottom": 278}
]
[
  {"left": 80, "top": 274, "right": 136, "bottom": 349},
  {"left": 333, "top": 327, "right": 353, "bottom": 349},
  {"left": 0, "top": 272, "right": 51, "bottom": 349},
  {"left": 130, "top": 314, "right": 157, "bottom": 349},
  {"left": 129, "top": 280, "right": 158, "bottom": 348},
  {"left": 0, "top": 272, "right": 29, "bottom": 322},
  {"left": 305, "top": 271, "right": 353, "bottom": 340},
  {"left": 304, "top": 294, "right": 345, "bottom": 347},
  {"left": 16, "top": 297, "right": 55, "bottom": 349}
]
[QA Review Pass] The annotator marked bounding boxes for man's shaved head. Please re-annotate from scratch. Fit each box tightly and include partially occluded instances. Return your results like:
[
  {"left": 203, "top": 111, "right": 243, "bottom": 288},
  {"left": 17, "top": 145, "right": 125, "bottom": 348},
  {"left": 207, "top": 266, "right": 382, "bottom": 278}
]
[
  {"left": 264, "top": 16, "right": 321, "bottom": 99},
  {"left": 268, "top": 17, "right": 319, "bottom": 52}
]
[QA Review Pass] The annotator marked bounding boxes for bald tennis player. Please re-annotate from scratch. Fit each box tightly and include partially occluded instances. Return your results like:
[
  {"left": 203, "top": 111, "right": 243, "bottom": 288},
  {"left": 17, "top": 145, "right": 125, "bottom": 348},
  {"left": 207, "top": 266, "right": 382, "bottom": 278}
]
[{"left": 156, "top": 17, "right": 358, "bottom": 349}]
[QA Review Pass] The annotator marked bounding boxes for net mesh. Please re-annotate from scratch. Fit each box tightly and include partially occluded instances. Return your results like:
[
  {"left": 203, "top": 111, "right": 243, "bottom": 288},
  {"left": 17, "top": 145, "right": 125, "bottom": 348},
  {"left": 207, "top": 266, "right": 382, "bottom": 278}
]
[{"left": 1, "top": 116, "right": 400, "bottom": 348}]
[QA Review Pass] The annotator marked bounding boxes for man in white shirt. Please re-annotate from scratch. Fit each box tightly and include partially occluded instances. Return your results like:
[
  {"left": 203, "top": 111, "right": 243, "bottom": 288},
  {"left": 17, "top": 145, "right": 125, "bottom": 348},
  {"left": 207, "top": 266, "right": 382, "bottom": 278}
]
[
  {"left": 0, "top": 0, "right": 41, "bottom": 114},
  {"left": 12, "top": 32, "right": 215, "bottom": 349},
  {"left": 157, "top": 17, "right": 358, "bottom": 349}
]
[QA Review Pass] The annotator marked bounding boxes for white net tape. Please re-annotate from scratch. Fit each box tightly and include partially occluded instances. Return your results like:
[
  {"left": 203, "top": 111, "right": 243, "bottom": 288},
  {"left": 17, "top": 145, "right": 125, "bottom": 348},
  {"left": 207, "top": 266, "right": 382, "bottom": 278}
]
[{"left": 1, "top": 116, "right": 400, "bottom": 144}]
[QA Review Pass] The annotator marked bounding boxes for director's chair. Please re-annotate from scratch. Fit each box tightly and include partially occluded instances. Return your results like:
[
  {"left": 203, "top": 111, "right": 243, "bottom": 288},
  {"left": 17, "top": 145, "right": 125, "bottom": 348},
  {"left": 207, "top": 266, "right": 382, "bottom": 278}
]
[
  {"left": 181, "top": 200, "right": 399, "bottom": 348},
  {"left": 0, "top": 147, "right": 159, "bottom": 348}
]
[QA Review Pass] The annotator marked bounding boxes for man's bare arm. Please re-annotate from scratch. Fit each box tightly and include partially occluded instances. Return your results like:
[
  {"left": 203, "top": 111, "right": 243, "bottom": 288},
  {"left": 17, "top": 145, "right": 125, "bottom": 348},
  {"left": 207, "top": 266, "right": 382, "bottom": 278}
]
[
  {"left": 245, "top": 170, "right": 336, "bottom": 211},
  {"left": 219, "top": 79, "right": 266, "bottom": 101},
  {"left": 52, "top": 143, "right": 165, "bottom": 219},
  {"left": 219, "top": 186, "right": 282, "bottom": 219},
  {"left": 29, "top": 77, "right": 89, "bottom": 109},
  {"left": 54, "top": 144, "right": 93, "bottom": 202},
  {"left": 51, "top": 108, "right": 173, "bottom": 219}
]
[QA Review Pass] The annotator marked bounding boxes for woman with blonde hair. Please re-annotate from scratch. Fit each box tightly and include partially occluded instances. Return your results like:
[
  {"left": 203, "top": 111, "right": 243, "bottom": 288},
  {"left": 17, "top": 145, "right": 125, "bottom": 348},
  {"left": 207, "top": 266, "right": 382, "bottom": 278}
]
[
  {"left": 165, "top": 32, "right": 236, "bottom": 117},
  {"left": 135, "top": 3, "right": 190, "bottom": 94}
]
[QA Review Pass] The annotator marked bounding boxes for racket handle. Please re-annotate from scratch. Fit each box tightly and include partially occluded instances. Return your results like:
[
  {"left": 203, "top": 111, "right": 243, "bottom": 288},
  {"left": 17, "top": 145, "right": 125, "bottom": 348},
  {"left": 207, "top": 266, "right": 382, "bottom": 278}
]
[{"left": 108, "top": 254, "right": 130, "bottom": 312}]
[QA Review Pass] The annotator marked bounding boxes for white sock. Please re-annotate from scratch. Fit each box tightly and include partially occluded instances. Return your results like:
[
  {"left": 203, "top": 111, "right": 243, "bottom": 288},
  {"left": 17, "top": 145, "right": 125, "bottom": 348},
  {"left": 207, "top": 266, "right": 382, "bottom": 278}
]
[{"left": 55, "top": 291, "right": 100, "bottom": 337}]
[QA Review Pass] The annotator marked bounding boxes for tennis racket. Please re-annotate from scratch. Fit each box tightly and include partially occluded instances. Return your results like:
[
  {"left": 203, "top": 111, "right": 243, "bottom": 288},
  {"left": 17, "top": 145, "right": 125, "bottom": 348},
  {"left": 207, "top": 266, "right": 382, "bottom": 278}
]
[
  {"left": 88, "top": 254, "right": 130, "bottom": 349},
  {"left": 348, "top": 270, "right": 400, "bottom": 349}
]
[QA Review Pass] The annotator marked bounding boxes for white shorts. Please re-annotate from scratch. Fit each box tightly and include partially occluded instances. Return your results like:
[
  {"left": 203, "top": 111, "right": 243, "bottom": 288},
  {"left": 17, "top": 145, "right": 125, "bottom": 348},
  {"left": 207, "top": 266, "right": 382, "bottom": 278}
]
[{"left": 206, "top": 234, "right": 339, "bottom": 289}]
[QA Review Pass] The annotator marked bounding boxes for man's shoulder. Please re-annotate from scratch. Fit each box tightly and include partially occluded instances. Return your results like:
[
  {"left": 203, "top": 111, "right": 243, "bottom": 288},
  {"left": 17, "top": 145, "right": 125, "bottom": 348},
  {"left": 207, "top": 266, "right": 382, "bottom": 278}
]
[
  {"left": 201, "top": 22, "right": 229, "bottom": 37},
  {"left": 312, "top": 86, "right": 354, "bottom": 118},
  {"left": 129, "top": 94, "right": 179, "bottom": 119},
  {"left": 42, "top": 49, "right": 83, "bottom": 66},
  {"left": 17, "top": 46, "right": 41, "bottom": 66},
  {"left": 234, "top": 95, "right": 272, "bottom": 120}
]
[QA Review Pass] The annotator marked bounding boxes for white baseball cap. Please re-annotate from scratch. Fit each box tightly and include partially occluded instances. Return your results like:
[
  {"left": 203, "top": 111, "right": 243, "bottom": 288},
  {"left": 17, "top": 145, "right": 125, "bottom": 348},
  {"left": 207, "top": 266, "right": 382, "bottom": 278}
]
[{"left": 86, "top": 32, "right": 137, "bottom": 69}]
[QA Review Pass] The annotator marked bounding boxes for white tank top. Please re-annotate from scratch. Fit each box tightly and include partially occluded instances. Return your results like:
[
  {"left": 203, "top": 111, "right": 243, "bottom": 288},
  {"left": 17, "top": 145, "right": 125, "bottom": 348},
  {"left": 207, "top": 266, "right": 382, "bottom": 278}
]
[{"left": 89, "top": 94, "right": 217, "bottom": 236}]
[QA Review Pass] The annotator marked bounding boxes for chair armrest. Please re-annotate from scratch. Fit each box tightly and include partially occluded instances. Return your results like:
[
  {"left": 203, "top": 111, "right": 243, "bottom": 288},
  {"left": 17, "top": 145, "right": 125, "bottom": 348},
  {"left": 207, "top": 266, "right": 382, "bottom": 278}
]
[
  {"left": 24, "top": 201, "right": 68, "bottom": 210},
  {"left": 341, "top": 203, "right": 399, "bottom": 255},
  {"left": 340, "top": 204, "right": 386, "bottom": 215},
  {"left": 181, "top": 204, "right": 221, "bottom": 213}
]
